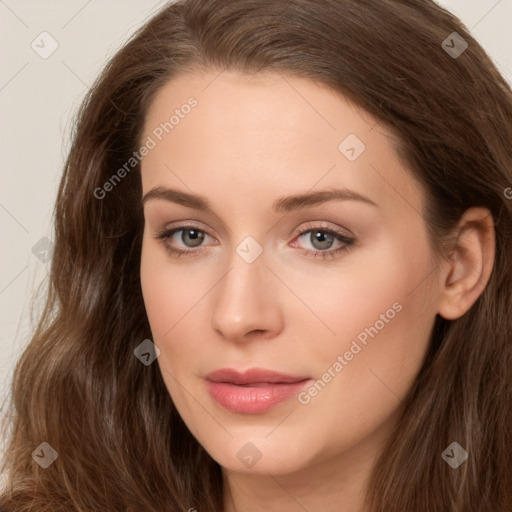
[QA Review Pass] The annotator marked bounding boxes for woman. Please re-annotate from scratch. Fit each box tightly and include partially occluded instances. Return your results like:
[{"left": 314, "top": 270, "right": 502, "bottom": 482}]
[{"left": 1, "top": 0, "right": 511, "bottom": 510}]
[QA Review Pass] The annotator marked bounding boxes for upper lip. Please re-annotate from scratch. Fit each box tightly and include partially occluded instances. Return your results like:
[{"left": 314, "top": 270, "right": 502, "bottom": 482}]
[{"left": 205, "top": 368, "right": 310, "bottom": 385}]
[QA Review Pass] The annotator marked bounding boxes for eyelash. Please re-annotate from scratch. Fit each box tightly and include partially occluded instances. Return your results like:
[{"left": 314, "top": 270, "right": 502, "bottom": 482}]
[{"left": 155, "top": 222, "right": 356, "bottom": 261}]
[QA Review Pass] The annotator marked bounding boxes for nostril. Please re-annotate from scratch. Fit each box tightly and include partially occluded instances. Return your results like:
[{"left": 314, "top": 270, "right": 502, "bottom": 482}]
[{"left": 247, "top": 329, "right": 266, "bottom": 338}]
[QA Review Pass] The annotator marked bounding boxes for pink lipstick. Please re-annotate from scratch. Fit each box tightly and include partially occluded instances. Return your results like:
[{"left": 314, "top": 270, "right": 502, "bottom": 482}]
[{"left": 204, "top": 368, "right": 312, "bottom": 414}]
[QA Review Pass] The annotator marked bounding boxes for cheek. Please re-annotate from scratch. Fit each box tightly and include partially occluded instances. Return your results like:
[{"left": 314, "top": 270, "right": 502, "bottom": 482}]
[
  {"left": 140, "top": 235, "right": 208, "bottom": 338},
  {"left": 139, "top": 236, "right": 213, "bottom": 394},
  {"left": 287, "top": 229, "right": 437, "bottom": 352},
  {"left": 292, "top": 244, "right": 438, "bottom": 454},
  {"left": 313, "top": 235, "right": 438, "bottom": 408},
  {"left": 140, "top": 248, "right": 173, "bottom": 339}
]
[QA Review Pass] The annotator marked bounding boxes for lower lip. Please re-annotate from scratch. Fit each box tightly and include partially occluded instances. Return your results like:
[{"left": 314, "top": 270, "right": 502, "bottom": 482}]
[{"left": 205, "top": 379, "right": 312, "bottom": 414}]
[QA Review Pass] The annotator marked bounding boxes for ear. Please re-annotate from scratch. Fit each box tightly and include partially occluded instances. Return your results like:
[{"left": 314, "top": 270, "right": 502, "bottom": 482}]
[{"left": 438, "top": 207, "right": 495, "bottom": 320}]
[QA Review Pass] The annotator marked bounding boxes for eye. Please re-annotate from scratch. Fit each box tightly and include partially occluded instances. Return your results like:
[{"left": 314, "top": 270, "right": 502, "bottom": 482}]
[
  {"left": 154, "top": 222, "right": 356, "bottom": 260},
  {"left": 155, "top": 225, "right": 213, "bottom": 257},
  {"left": 292, "top": 222, "right": 356, "bottom": 260}
]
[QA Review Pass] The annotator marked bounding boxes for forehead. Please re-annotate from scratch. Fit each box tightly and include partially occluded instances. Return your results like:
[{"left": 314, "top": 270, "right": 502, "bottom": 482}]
[
  {"left": 140, "top": 69, "right": 424, "bottom": 218},
  {"left": 143, "top": 69, "right": 378, "bottom": 149}
]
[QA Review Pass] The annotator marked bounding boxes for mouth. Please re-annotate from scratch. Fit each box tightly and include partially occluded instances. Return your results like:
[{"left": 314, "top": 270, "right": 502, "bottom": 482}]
[{"left": 204, "top": 367, "right": 313, "bottom": 414}]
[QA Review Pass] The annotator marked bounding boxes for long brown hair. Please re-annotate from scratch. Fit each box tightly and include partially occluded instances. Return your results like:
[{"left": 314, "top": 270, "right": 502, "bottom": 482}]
[{"left": 2, "top": 1, "right": 511, "bottom": 510}]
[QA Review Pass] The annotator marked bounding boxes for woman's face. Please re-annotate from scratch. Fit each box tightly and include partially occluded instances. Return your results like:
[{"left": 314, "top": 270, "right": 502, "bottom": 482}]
[{"left": 139, "top": 69, "right": 444, "bottom": 475}]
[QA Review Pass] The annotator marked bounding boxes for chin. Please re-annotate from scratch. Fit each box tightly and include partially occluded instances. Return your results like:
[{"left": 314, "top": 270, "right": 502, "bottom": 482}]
[{"left": 199, "top": 432, "right": 321, "bottom": 476}]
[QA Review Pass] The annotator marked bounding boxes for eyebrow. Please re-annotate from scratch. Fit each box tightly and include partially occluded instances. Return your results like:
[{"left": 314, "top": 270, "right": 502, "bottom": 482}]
[{"left": 142, "top": 186, "right": 378, "bottom": 213}]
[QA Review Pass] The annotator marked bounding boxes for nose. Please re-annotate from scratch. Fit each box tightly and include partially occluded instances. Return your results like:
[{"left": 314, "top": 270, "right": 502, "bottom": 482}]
[{"left": 210, "top": 250, "right": 284, "bottom": 342}]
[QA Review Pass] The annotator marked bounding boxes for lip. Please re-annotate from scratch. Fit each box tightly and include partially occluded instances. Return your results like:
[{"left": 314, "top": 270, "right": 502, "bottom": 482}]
[{"left": 204, "top": 368, "right": 312, "bottom": 414}]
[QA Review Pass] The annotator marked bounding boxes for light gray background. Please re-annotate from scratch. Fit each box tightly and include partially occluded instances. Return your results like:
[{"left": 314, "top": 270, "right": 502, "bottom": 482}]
[{"left": 1, "top": 0, "right": 511, "bottom": 441}]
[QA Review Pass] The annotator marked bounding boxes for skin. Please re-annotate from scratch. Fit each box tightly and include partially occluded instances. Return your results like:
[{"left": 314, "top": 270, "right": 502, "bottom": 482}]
[{"left": 139, "top": 69, "right": 495, "bottom": 512}]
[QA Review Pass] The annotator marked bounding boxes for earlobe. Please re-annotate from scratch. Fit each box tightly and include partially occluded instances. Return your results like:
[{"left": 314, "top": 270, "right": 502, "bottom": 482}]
[{"left": 437, "top": 207, "right": 495, "bottom": 320}]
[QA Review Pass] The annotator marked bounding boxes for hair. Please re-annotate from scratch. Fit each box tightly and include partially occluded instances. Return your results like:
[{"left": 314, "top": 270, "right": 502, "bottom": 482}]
[{"left": 1, "top": 0, "right": 511, "bottom": 510}]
